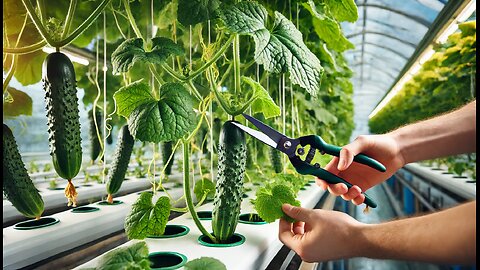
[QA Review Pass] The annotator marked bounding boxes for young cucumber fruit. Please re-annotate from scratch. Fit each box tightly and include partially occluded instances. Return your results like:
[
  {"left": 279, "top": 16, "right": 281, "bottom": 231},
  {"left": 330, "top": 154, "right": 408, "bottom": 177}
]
[
  {"left": 88, "top": 108, "right": 103, "bottom": 164},
  {"left": 269, "top": 147, "right": 283, "bottom": 173},
  {"left": 161, "top": 141, "right": 175, "bottom": 175},
  {"left": 211, "top": 121, "right": 247, "bottom": 243},
  {"left": 3, "top": 124, "right": 45, "bottom": 219},
  {"left": 106, "top": 125, "right": 135, "bottom": 203},
  {"left": 43, "top": 52, "right": 82, "bottom": 206}
]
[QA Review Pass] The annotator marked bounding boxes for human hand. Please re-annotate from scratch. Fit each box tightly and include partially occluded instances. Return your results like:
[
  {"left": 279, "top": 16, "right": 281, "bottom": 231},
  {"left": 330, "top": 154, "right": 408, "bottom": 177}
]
[
  {"left": 317, "top": 134, "right": 405, "bottom": 205},
  {"left": 278, "top": 204, "right": 365, "bottom": 262}
]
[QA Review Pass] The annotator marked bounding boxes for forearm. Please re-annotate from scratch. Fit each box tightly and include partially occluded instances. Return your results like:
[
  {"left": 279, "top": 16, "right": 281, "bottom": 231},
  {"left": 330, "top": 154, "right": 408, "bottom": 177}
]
[
  {"left": 354, "top": 201, "right": 476, "bottom": 265},
  {"left": 389, "top": 100, "right": 476, "bottom": 164}
]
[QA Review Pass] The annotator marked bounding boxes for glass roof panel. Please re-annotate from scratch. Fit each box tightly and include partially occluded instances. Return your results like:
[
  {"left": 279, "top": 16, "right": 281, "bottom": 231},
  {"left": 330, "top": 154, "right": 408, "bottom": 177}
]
[{"left": 341, "top": 0, "right": 449, "bottom": 138}]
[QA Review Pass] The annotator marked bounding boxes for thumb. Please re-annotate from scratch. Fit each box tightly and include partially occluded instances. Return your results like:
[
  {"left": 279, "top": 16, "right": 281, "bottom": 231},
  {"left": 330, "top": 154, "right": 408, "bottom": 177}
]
[{"left": 282, "top": 204, "right": 312, "bottom": 222}]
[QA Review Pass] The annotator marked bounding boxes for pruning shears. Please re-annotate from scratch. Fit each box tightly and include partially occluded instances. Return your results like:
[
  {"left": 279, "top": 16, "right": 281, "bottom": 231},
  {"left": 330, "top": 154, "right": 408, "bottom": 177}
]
[{"left": 232, "top": 113, "right": 387, "bottom": 209}]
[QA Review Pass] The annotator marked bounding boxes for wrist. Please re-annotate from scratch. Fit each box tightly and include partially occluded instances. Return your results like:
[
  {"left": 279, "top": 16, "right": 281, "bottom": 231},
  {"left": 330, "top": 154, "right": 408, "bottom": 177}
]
[
  {"left": 386, "top": 130, "right": 409, "bottom": 166},
  {"left": 348, "top": 222, "right": 374, "bottom": 258}
]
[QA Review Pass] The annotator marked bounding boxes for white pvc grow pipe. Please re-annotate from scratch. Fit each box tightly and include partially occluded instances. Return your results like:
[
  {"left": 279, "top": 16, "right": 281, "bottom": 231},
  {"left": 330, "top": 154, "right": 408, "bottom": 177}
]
[
  {"left": 75, "top": 182, "right": 325, "bottom": 270},
  {"left": 2, "top": 181, "right": 187, "bottom": 270}
]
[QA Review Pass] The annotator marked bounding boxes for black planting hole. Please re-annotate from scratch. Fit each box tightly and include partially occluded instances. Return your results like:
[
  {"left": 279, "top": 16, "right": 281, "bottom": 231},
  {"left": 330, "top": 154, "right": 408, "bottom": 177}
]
[
  {"left": 196, "top": 211, "right": 212, "bottom": 220},
  {"left": 14, "top": 217, "right": 59, "bottom": 230},
  {"left": 199, "top": 233, "right": 244, "bottom": 245},
  {"left": 71, "top": 206, "right": 99, "bottom": 213},
  {"left": 149, "top": 252, "right": 185, "bottom": 269}
]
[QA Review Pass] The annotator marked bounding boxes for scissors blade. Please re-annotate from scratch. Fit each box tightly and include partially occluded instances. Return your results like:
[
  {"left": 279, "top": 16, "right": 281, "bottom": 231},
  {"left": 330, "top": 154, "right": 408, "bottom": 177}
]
[
  {"left": 231, "top": 122, "right": 278, "bottom": 149},
  {"left": 241, "top": 113, "right": 286, "bottom": 145}
]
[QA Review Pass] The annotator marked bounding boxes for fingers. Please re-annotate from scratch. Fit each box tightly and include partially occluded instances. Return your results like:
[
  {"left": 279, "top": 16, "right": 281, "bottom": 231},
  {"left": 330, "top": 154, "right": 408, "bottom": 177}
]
[
  {"left": 338, "top": 135, "right": 370, "bottom": 171},
  {"left": 352, "top": 194, "right": 366, "bottom": 205},
  {"left": 278, "top": 218, "right": 297, "bottom": 249},
  {"left": 340, "top": 185, "right": 362, "bottom": 201},
  {"left": 282, "top": 204, "right": 312, "bottom": 222},
  {"left": 292, "top": 221, "right": 305, "bottom": 235}
]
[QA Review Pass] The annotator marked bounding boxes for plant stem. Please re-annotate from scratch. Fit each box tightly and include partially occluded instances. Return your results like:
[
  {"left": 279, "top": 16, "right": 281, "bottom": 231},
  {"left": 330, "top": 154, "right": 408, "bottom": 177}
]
[
  {"left": 187, "top": 80, "right": 203, "bottom": 101},
  {"left": 21, "top": 0, "right": 55, "bottom": 46},
  {"left": 123, "top": 0, "right": 143, "bottom": 40},
  {"left": 36, "top": 0, "right": 46, "bottom": 24},
  {"left": 232, "top": 34, "right": 241, "bottom": 95},
  {"left": 183, "top": 140, "right": 216, "bottom": 243},
  {"left": 3, "top": 55, "right": 17, "bottom": 94},
  {"left": 62, "top": 0, "right": 78, "bottom": 39},
  {"left": 3, "top": 40, "right": 47, "bottom": 54},
  {"left": 161, "top": 63, "right": 186, "bottom": 81},
  {"left": 186, "top": 35, "right": 235, "bottom": 81},
  {"left": 207, "top": 68, "right": 236, "bottom": 115},
  {"left": 56, "top": 0, "right": 112, "bottom": 48}
]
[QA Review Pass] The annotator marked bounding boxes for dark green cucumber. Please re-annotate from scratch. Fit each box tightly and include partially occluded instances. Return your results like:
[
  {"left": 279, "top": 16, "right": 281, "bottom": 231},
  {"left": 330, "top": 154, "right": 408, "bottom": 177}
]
[
  {"left": 106, "top": 125, "right": 135, "bottom": 203},
  {"left": 88, "top": 108, "right": 103, "bottom": 163},
  {"left": 269, "top": 148, "right": 283, "bottom": 173},
  {"left": 3, "top": 124, "right": 45, "bottom": 219},
  {"left": 211, "top": 121, "right": 246, "bottom": 243},
  {"left": 106, "top": 129, "right": 113, "bottom": 145},
  {"left": 42, "top": 52, "right": 82, "bottom": 180},
  {"left": 161, "top": 141, "right": 174, "bottom": 175}
]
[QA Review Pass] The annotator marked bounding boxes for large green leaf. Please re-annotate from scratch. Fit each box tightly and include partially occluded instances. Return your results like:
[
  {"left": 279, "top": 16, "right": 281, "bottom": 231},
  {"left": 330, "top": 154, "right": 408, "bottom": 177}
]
[
  {"left": 303, "top": 1, "right": 354, "bottom": 52},
  {"left": 4, "top": 50, "right": 47, "bottom": 86},
  {"left": 219, "top": 1, "right": 324, "bottom": 96},
  {"left": 3, "top": 87, "right": 33, "bottom": 117},
  {"left": 324, "top": 0, "right": 358, "bottom": 22},
  {"left": 127, "top": 83, "right": 196, "bottom": 143},
  {"left": 177, "top": 0, "right": 220, "bottom": 26},
  {"left": 242, "top": 76, "right": 280, "bottom": 119},
  {"left": 95, "top": 241, "right": 151, "bottom": 270},
  {"left": 111, "top": 37, "right": 183, "bottom": 75},
  {"left": 113, "top": 80, "right": 156, "bottom": 118},
  {"left": 124, "top": 192, "right": 171, "bottom": 239}
]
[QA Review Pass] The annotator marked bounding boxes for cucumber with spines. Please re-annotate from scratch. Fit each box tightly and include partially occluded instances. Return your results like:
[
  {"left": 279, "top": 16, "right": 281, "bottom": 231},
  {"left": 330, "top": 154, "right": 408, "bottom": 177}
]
[
  {"left": 43, "top": 51, "right": 82, "bottom": 206},
  {"left": 3, "top": 124, "right": 45, "bottom": 219},
  {"left": 106, "top": 125, "right": 135, "bottom": 203},
  {"left": 211, "top": 120, "right": 246, "bottom": 243}
]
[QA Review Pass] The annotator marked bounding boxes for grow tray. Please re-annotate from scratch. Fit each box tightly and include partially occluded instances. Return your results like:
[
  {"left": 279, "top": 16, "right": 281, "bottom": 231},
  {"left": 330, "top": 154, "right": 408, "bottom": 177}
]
[
  {"left": 75, "top": 182, "right": 325, "bottom": 270},
  {"left": 3, "top": 182, "right": 188, "bottom": 270}
]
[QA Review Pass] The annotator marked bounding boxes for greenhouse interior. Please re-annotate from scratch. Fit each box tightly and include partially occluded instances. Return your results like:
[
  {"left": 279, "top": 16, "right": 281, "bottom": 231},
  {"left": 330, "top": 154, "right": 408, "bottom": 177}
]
[{"left": 2, "top": 0, "right": 476, "bottom": 269}]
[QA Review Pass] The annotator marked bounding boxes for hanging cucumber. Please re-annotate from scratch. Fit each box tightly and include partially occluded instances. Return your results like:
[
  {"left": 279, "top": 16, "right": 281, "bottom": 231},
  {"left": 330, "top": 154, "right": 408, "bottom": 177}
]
[
  {"left": 211, "top": 121, "right": 246, "bottom": 243},
  {"left": 161, "top": 141, "right": 174, "bottom": 175},
  {"left": 106, "top": 125, "right": 135, "bottom": 203},
  {"left": 106, "top": 130, "right": 113, "bottom": 145},
  {"left": 88, "top": 108, "right": 103, "bottom": 164},
  {"left": 269, "top": 148, "right": 283, "bottom": 173},
  {"left": 3, "top": 124, "right": 45, "bottom": 219},
  {"left": 42, "top": 51, "right": 82, "bottom": 207}
]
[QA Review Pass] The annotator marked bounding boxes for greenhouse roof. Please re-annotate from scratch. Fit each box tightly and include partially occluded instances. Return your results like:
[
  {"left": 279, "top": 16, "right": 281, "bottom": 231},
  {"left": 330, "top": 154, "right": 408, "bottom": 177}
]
[{"left": 343, "top": 0, "right": 451, "bottom": 137}]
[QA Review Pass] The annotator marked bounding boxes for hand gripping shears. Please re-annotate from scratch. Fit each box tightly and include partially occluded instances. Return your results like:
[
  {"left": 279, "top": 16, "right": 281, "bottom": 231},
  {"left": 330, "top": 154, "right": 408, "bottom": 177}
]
[{"left": 232, "top": 113, "right": 386, "bottom": 209}]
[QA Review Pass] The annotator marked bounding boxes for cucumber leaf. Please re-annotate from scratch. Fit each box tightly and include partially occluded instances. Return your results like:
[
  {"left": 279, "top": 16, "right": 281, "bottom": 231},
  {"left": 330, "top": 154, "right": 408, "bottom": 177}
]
[
  {"left": 3, "top": 87, "right": 33, "bottom": 117},
  {"left": 219, "top": 2, "right": 324, "bottom": 96},
  {"left": 111, "top": 37, "right": 183, "bottom": 75},
  {"left": 95, "top": 241, "right": 151, "bottom": 270},
  {"left": 303, "top": 1, "right": 354, "bottom": 52},
  {"left": 177, "top": 0, "right": 220, "bottom": 26},
  {"left": 241, "top": 76, "right": 280, "bottom": 119},
  {"left": 324, "top": 0, "right": 358, "bottom": 22},
  {"left": 113, "top": 80, "right": 156, "bottom": 118},
  {"left": 184, "top": 257, "right": 227, "bottom": 270},
  {"left": 127, "top": 83, "right": 196, "bottom": 143},
  {"left": 124, "top": 192, "right": 171, "bottom": 239},
  {"left": 253, "top": 184, "right": 301, "bottom": 223}
]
